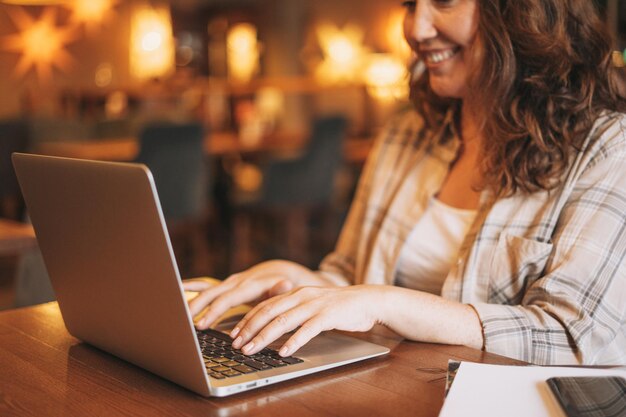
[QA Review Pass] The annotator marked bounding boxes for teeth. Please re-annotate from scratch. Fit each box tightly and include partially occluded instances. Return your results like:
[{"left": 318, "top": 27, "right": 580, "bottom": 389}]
[{"left": 425, "top": 49, "right": 457, "bottom": 64}]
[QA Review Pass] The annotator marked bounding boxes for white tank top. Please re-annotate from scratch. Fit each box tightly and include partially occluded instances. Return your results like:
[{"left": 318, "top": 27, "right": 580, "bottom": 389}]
[{"left": 395, "top": 197, "right": 477, "bottom": 295}]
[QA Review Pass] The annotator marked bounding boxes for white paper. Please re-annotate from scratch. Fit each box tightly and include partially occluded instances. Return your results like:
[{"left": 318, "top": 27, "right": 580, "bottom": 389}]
[{"left": 439, "top": 362, "right": 626, "bottom": 417}]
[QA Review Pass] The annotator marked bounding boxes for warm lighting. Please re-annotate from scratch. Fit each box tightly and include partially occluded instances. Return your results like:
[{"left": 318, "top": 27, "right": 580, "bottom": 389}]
[
  {"left": 227, "top": 23, "right": 261, "bottom": 83},
  {"left": 315, "top": 23, "right": 368, "bottom": 84},
  {"left": 363, "top": 54, "right": 408, "bottom": 101},
  {"left": 386, "top": 8, "right": 411, "bottom": 63},
  {"left": 1, "top": 6, "right": 77, "bottom": 80},
  {"left": 142, "top": 31, "right": 163, "bottom": 51},
  {"left": 255, "top": 87, "right": 284, "bottom": 123},
  {"left": 105, "top": 90, "right": 128, "bottom": 118},
  {"left": 94, "top": 62, "right": 113, "bottom": 87},
  {"left": 130, "top": 5, "right": 174, "bottom": 80},
  {"left": 65, "top": 0, "right": 119, "bottom": 32},
  {"left": 0, "top": 0, "right": 65, "bottom": 4}
]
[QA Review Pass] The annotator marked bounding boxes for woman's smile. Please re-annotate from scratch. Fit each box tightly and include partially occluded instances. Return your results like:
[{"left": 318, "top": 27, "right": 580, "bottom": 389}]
[{"left": 421, "top": 46, "right": 461, "bottom": 66}]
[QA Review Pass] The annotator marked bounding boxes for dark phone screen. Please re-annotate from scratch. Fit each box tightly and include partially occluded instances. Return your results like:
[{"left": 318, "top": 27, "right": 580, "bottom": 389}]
[{"left": 546, "top": 376, "right": 626, "bottom": 417}]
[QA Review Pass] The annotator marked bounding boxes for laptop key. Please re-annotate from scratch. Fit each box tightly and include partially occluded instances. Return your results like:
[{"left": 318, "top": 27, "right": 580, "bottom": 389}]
[
  {"left": 209, "top": 372, "right": 226, "bottom": 380},
  {"left": 222, "top": 370, "right": 242, "bottom": 378},
  {"left": 204, "top": 361, "right": 221, "bottom": 369},
  {"left": 204, "top": 330, "right": 232, "bottom": 342},
  {"left": 281, "top": 357, "right": 304, "bottom": 365},
  {"left": 243, "top": 359, "right": 272, "bottom": 371},
  {"left": 260, "top": 357, "right": 288, "bottom": 367},
  {"left": 232, "top": 365, "right": 256, "bottom": 374},
  {"left": 213, "top": 356, "right": 230, "bottom": 363},
  {"left": 212, "top": 366, "right": 230, "bottom": 373}
]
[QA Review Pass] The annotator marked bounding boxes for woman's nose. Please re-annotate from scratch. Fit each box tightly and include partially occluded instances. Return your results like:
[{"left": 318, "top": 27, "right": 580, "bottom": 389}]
[{"left": 406, "top": 3, "right": 438, "bottom": 43}]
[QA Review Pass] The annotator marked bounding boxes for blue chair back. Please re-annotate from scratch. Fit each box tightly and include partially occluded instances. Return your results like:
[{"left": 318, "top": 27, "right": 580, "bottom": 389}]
[
  {"left": 135, "top": 122, "right": 208, "bottom": 221},
  {"left": 1, "top": 118, "right": 30, "bottom": 219},
  {"left": 261, "top": 115, "right": 347, "bottom": 206}
]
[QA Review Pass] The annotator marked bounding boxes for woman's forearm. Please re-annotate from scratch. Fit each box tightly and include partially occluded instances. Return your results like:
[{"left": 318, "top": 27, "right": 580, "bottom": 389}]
[{"left": 378, "top": 286, "right": 484, "bottom": 349}]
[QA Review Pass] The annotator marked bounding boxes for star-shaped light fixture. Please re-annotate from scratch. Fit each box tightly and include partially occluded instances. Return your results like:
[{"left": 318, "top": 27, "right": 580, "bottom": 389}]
[{"left": 1, "top": 6, "right": 78, "bottom": 80}]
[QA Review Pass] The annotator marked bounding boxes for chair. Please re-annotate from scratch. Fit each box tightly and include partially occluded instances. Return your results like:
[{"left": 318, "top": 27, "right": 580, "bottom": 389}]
[
  {"left": 0, "top": 119, "right": 56, "bottom": 308},
  {"left": 135, "top": 122, "right": 211, "bottom": 277},
  {"left": 231, "top": 115, "right": 348, "bottom": 270},
  {"left": 261, "top": 115, "right": 347, "bottom": 207},
  {"left": 0, "top": 118, "right": 30, "bottom": 220}
]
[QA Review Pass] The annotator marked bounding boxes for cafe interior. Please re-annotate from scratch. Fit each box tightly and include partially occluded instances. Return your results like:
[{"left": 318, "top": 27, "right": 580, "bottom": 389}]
[{"left": 0, "top": 0, "right": 624, "bottom": 311}]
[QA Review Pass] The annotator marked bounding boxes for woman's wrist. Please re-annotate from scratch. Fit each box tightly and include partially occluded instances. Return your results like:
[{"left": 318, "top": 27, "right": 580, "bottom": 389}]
[{"left": 374, "top": 285, "right": 484, "bottom": 349}]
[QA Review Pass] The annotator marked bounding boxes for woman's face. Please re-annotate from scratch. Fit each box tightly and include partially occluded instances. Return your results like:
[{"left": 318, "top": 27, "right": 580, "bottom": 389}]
[{"left": 403, "top": 0, "right": 479, "bottom": 99}]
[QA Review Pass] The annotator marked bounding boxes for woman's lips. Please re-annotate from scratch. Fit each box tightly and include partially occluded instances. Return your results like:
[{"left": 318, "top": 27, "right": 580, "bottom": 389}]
[{"left": 421, "top": 47, "right": 461, "bottom": 65}]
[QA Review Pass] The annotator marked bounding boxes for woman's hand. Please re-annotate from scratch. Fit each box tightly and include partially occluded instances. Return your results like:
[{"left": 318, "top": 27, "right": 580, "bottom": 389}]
[
  {"left": 230, "top": 285, "right": 383, "bottom": 357},
  {"left": 182, "top": 260, "right": 333, "bottom": 329},
  {"left": 228, "top": 284, "right": 484, "bottom": 357}
]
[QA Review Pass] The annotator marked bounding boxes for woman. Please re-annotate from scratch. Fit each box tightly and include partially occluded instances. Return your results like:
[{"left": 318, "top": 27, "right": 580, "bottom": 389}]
[{"left": 184, "top": 0, "right": 626, "bottom": 365}]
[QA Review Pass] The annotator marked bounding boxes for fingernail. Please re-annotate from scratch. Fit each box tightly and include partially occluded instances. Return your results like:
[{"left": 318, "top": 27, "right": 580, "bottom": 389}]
[
  {"left": 279, "top": 345, "right": 290, "bottom": 357},
  {"left": 230, "top": 327, "right": 240, "bottom": 338},
  {"left": 242, "top": 342, "right": 255, "bottom": 354},
  {"left": 233, "top": 336, "right": 242, "bottom": 348}
]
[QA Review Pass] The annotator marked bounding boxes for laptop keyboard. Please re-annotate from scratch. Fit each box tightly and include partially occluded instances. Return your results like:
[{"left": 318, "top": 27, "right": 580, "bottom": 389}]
[{"left": 196, "top": 328, "right": 304, "bottom": 380}]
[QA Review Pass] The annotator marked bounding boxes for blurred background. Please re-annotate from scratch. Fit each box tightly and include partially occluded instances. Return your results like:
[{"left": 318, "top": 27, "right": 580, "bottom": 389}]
[{"left": 0, "top": 0, "right": 624, "bottom": 310}]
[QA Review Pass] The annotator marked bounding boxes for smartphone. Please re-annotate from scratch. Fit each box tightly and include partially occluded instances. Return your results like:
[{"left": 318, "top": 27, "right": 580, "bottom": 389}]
[{"left": 546, "top": 376, "right": 626, "bottom": 417}]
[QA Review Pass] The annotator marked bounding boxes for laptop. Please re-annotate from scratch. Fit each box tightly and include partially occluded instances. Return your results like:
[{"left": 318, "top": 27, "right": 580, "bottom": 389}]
[{"left": 12, "top": 153, "right": 389, "bottom": 397}]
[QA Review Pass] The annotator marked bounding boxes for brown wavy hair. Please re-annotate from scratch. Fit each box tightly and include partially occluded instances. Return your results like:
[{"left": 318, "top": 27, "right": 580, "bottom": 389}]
[{"left": 410, "top": 0, "right": 626, "bottom": 197}]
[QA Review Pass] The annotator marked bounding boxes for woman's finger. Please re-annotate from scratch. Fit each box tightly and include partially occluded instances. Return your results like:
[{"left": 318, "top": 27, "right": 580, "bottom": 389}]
[
  {"left": 187, "top": 281, "right": 236, "bottom": 317},
  {"left": 240, "top": 303, "right": 321, "bottom": 355},
  {"left": 230, "top": 291, "right": 301, "bottom": 346},
  {"left": 278, "top": 316, "right": 328, "bottom": 357},
  {"left": 181, "top": 279, "right": 214, "bottom": 292},
  {"left": 232, "top": 279, "right": 295, "bottom": 332},
  {"left": 233, "top": 288, "right": 325, "bottom": 350},
  {"left": 267, "top": 279, "right": 294, "bottom": 297},
  {"left": 196, "top": 279, "right": 285, "bottom": 329}
]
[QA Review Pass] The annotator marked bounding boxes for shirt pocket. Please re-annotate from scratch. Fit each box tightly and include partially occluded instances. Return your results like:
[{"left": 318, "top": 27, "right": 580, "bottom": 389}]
[{"left": 488, "top": 233, "right": 554, "bottom": 305}]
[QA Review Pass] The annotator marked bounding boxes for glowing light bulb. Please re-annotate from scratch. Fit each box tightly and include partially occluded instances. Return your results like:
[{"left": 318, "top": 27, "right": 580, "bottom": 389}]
[
  {"left": 363, "top": 54, "right": 408, "bottom": 100},
  {"left": 130, "top": 6, "right": 174, "bottom": 80},
  {"left": 227, "top": 23, "right": 260, "bottom": 83},
  {"left": 141, "top": 31, "right": 162, "bottom": 51}
]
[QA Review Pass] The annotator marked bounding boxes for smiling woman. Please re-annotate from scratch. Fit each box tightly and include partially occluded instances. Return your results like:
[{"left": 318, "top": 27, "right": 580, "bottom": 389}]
[
  {"left": 184, "top": 0, "right": 626, "bottom": 366},
  {"left": 402, "top": 0, "right": 478, "bottom": 99}
]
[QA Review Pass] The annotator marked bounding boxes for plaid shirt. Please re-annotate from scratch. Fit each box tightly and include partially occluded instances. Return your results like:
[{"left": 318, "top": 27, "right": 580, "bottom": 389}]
[{"left": 319, "top": 109, "right": 626, "bottom": 365}]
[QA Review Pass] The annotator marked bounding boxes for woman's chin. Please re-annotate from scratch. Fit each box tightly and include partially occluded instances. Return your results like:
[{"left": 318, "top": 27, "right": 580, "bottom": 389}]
[{"left": 429, "top": 78, "right": 467, "bottom": 100}]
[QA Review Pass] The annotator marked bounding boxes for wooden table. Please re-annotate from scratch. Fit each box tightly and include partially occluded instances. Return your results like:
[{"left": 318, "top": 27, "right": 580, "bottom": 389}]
[
  {"left": 0, "top": 303, "right": 523, "bottom": 417},
  {"left": 0, "top": 218, "right": 36, "bottom": 257}
]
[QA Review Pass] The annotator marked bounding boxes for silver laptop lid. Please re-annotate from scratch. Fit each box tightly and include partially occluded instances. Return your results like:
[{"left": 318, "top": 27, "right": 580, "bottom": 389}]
[{"left": 12, "top": 153, "right": 211, "bottom": 396}]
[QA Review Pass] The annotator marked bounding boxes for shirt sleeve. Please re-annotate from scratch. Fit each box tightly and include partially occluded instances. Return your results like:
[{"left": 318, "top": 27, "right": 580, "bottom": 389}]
[{"left": 471, "top": 134, "right": 626, "bottom": 365}]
